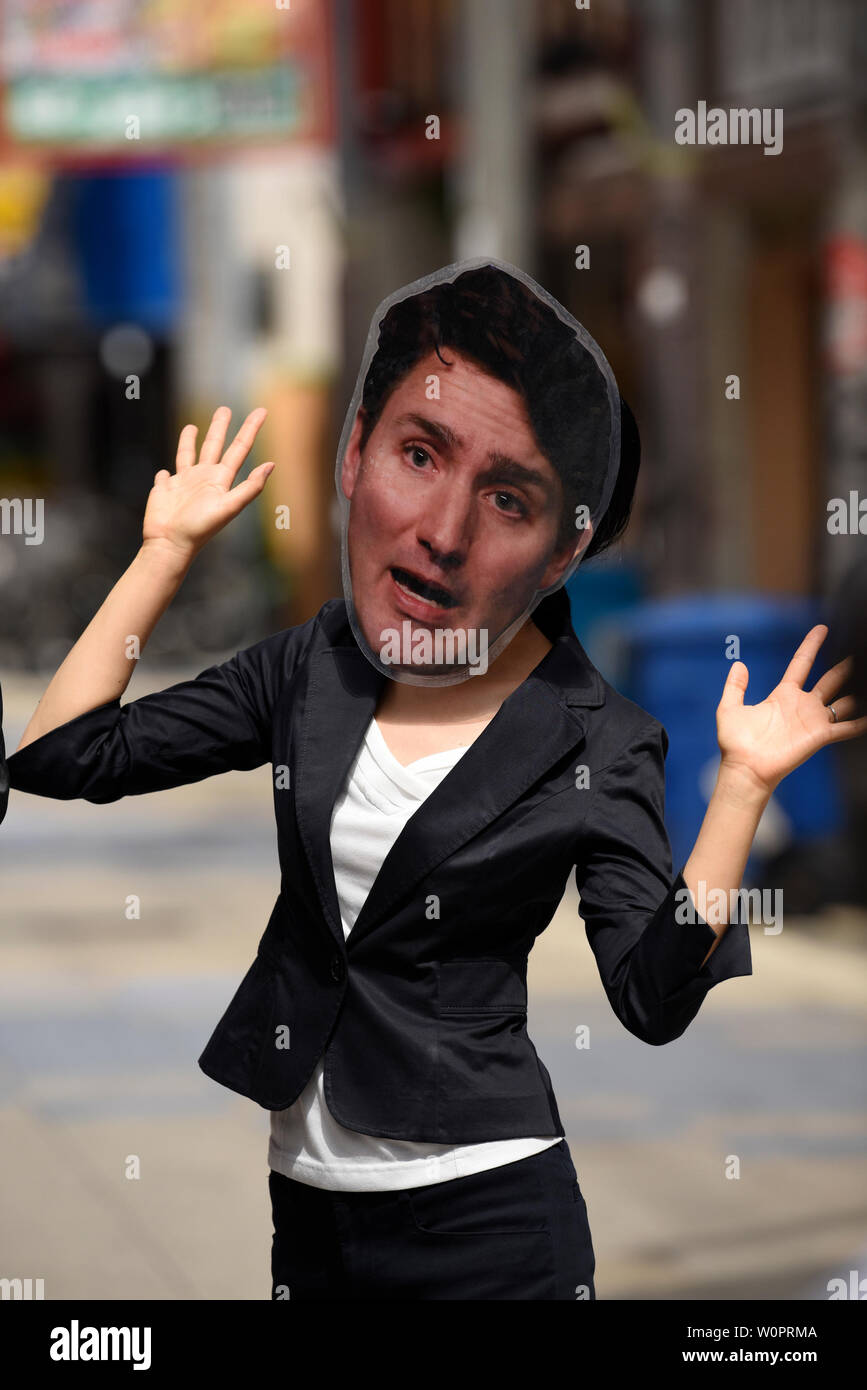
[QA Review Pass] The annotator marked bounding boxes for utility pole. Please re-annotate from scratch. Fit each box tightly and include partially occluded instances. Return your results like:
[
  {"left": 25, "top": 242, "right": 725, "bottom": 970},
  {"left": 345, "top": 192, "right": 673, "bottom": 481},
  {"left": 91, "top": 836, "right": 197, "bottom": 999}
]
[
  {"left": 452, "top": 0, "right": 534, "bottom": 269},
  {"left": 635, "top": 0, "right": 710, "bottom": 592}
]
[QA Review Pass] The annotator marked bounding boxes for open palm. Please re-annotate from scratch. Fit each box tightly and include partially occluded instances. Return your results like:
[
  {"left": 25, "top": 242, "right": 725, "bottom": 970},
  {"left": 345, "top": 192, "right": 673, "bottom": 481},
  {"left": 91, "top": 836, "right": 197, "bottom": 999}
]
[
  {"left": 716, "top": 625, "right": 867, "bottom": 796},
  {"left": 143, "top": 405, "right": 273, "bottom": 559}
]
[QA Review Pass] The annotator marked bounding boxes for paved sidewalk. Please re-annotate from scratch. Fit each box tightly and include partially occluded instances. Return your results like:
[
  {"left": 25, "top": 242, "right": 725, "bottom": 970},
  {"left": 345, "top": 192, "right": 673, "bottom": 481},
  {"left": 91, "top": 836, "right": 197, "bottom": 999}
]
[{"left": 1, "top": 675, "right": 865, "bottom": 1300}]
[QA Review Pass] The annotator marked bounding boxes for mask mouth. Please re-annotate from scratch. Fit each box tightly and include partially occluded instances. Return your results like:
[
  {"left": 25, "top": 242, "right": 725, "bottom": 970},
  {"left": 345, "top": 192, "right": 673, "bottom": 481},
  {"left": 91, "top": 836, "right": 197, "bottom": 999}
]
[{"left": 390, "top": 566, "right": 460, "bottom": 611}]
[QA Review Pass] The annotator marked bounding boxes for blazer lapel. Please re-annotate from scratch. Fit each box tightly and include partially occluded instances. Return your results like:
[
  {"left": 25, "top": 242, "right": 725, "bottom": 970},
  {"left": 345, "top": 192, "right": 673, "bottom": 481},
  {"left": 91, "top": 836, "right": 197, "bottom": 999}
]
[
  {"left": 346, "top": 649, "right": 602, "bottom": 949},
  {"left": 294, "top": 645, "right": 385, "bottom": 945}
]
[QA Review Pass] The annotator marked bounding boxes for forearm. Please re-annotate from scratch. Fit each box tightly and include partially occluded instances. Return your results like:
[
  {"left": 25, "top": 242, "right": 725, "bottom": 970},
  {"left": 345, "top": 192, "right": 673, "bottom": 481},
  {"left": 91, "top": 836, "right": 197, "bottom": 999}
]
[
  {"left": 17, "top": 538, "right": 193, "bottom": 750},
  {"left": 683, "top": 762, "right": 771, "bottom": 965}
]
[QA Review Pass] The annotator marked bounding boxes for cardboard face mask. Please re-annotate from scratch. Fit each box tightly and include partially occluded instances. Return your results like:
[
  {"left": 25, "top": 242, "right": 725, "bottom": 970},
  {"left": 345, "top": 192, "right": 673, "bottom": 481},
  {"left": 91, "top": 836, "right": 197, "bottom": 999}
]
[{"left": 336, "top": 257, "right": 623, "bottom": 686}]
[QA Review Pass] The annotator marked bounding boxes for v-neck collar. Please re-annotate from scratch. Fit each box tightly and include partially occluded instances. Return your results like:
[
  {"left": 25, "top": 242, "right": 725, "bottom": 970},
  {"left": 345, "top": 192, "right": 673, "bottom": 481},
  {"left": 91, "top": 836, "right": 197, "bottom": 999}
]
[{"left": 366, "top": 717, "right": 469, "bottom": 790}]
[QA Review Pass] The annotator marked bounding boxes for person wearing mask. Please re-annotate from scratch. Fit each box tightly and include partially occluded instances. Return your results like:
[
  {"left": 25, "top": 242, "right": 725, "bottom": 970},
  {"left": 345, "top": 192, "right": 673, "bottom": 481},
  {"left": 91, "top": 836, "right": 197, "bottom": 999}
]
[{"left": 6, "top": 263, "right": 864, "bottom": 1300}]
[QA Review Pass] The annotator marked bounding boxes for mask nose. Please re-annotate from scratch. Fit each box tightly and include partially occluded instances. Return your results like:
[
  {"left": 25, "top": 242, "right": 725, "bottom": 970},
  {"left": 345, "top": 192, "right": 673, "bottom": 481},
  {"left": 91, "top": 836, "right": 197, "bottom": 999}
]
[{"left": 416, "top": 485, "right": 472, "bottom": 570}]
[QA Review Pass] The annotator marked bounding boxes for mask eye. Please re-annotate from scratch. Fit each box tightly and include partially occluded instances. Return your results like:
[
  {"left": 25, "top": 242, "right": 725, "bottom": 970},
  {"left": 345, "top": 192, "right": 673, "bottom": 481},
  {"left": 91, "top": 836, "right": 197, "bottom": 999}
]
[
  {"left": 405, "top": 445, "right": 432, "bottom": 468},
  {"left": 492, "top": 491, "right": 526, "bottom": 517}
]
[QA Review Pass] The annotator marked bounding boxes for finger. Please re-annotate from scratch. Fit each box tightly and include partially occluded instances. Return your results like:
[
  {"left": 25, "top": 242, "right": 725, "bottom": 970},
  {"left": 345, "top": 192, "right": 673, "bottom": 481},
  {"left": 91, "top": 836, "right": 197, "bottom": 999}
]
[
  {"left": 780, "top": 624, "right": 828, "bottom": 688},
  {"left": 219, "top": 407, "right": 269, "bottom": 482},
  {"left": 810, "top": 655, "right": 852, "bottom": 702},
  {"left": 718, "top": 660, "right": 748, "bottom": 709},
  {"left": 822, "top": 695, "right": 861, "bottom": 724},
  {"left": 220, "top": 461, "right": 275, "bottom": 519},
  {"left": 198, "top": 406, "right": 232, "bottom": 468},
  {"left": 152, "top": 469, "right": 171, "bottom": 489},
  {"left": 826, "top": 712, "right": 867, "bottom": 743},
  {"left": 175, "top": 424, "right": 198, "bottom": 473}
]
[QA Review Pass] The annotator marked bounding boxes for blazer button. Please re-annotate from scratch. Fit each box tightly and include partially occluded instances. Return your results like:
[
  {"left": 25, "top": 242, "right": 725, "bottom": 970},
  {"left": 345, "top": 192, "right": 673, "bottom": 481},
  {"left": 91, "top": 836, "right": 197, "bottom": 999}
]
[{"left": 330, "top": 954, "right": 345, "bottom": 982}]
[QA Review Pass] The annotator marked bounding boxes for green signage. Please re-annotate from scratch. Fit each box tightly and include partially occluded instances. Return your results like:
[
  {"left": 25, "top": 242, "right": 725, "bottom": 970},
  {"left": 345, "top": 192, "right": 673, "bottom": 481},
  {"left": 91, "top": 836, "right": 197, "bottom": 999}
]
[{"left": 7, "top": 66, "right": 302, "bottom": 145}]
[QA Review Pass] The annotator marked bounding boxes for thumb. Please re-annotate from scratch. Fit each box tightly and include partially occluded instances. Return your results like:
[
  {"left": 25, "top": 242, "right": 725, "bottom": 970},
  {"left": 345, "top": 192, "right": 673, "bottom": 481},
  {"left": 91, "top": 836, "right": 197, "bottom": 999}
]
[{"left": 719, "top": 660, "right": 749, "bottom": 709}]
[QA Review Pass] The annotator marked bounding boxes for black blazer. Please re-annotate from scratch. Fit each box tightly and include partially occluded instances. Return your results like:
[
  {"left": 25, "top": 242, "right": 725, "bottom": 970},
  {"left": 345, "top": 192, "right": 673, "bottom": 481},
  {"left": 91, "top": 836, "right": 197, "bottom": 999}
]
[{"left": 6, "top": 588, "right": 752, "bottom": 1143}]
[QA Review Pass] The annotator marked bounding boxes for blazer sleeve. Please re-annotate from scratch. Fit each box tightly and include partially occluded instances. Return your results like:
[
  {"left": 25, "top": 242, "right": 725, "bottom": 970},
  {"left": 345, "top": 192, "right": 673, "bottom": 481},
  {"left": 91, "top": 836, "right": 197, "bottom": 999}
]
[
  {"left": 574, "top": 718, "right": 752, "bottom": 1046},
  {"left": 5, "top": 633, "right": 284, "bottom": 804}
]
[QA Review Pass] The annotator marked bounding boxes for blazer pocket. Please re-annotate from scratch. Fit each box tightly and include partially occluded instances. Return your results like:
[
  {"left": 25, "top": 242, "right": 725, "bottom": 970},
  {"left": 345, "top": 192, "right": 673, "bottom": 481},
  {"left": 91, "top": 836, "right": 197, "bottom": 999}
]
[{"left": 437, "top": 958, "right": 528, "bottom": 1015}]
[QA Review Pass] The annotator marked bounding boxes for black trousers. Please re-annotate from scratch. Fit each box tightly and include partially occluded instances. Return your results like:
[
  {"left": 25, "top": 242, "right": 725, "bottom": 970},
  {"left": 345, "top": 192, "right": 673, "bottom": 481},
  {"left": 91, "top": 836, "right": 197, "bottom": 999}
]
[{"left": 268, "top": 1138, "right": 596, "bottom": 1301}]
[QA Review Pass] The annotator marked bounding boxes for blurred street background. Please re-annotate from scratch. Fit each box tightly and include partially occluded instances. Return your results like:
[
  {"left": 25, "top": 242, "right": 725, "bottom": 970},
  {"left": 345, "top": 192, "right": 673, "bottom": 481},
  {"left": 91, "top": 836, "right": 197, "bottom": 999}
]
[{"left": 0, "top": 0, "right": 866, "bottom": 1300}]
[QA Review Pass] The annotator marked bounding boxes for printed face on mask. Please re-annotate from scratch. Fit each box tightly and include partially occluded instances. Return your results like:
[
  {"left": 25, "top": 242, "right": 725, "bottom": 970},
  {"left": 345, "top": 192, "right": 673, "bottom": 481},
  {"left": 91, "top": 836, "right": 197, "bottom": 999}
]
[{"left": 340, "top": 350, "right": 581, "bottom": 678}]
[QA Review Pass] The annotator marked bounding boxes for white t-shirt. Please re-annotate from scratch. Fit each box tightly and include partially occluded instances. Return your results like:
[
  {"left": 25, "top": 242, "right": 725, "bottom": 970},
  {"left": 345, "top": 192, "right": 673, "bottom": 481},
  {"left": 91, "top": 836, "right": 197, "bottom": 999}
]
[{"left": 268, "top": 716, "right": 559, "bottom": 1191}]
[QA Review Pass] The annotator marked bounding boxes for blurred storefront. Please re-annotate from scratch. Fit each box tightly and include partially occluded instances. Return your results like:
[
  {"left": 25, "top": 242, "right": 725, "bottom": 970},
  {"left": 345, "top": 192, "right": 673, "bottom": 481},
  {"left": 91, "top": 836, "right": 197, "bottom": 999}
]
[
  {"left": 533, "top": 0, "right": 864, "bottom": 602},
  {"left": 0, "top": 0, "right": 338, "bottom": 661}
]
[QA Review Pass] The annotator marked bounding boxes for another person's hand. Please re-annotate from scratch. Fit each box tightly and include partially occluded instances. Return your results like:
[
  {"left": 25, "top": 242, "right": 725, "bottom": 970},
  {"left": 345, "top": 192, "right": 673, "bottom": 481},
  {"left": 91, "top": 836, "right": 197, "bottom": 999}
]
[
  {"left": 715, "top": 625, "right": 867, "bottom": 800},
  {"left": 143, "top": 406, "right": 274, "bottom": 563}
]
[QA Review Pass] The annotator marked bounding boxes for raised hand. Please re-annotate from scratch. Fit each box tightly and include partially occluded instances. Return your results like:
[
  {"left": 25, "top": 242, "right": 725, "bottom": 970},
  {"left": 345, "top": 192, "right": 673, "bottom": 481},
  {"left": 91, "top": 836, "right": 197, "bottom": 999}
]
[
  {"left": 715, "top": 625, "right": 867, "bottom": 798},
  {"left": 143, "top": 406, "right": 274, "bottom": 562}
]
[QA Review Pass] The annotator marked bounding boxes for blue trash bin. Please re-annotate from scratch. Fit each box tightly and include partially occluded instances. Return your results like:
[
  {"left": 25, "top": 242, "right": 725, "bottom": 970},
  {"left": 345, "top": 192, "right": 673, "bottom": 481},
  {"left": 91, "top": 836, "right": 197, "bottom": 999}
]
[
  {"left": 72, "top": 170, "right": 180, "bottom": 333},
  {"left": 566, "top": 556, "right": 643, "bottom": 686},
  {"left": 615, "top": 595, "right": 843, "bottom": 872}
]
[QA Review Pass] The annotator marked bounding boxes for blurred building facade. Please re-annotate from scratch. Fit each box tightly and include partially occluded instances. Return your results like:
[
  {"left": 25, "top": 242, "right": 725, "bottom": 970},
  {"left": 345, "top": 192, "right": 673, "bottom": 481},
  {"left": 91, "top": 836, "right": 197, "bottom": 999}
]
[{"left": 0, "top": 0, "right": 864, "bottom": 659}]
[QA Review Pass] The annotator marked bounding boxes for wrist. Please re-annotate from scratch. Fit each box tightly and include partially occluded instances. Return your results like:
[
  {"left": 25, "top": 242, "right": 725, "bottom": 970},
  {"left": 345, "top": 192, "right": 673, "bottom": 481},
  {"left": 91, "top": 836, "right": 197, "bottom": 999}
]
[
  {"left": 715, "top": 758, "right": 774, "bottom": 813},
  {"left": 139, "top": 536, "right": 197, "bottom": 579}
]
